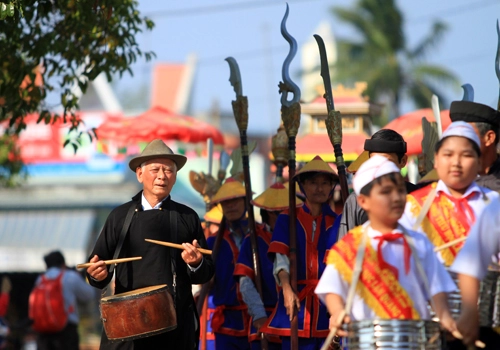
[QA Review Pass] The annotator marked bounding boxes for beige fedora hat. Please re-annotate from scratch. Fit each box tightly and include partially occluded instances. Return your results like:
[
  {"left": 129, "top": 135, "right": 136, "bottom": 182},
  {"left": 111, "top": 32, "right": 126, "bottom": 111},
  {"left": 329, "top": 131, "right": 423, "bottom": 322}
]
[{"left": 128, "top": 139, "right": 187, "bottom": 171}]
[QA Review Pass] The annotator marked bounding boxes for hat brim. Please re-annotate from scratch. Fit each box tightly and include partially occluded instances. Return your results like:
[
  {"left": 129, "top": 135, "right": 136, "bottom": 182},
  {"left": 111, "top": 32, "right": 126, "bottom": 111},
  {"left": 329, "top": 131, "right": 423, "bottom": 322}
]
[
  {"left": 347, "top": 151, "right": 369, "bottom": 173},
  {"left": 129, "top": 154, "right": 187, "bottom": 172},
  {"left": 418, "top": 168, "right": 438, "bottom": 183},
  {"left": 211, "top": 193, "right": 247, "bottom": 204}
]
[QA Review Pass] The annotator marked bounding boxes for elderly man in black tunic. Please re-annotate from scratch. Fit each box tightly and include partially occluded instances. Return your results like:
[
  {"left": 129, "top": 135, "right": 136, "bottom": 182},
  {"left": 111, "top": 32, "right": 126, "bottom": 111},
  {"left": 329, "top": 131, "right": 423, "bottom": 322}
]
[{"left": 86, "top": 139, "right": 214, "bottom": 350}]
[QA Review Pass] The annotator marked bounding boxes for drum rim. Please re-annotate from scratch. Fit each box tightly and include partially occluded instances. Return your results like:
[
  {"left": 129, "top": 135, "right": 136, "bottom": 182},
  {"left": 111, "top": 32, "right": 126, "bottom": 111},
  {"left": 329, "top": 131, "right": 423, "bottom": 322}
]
[
  {"left": 344, "top": 319, "right": 439, "bottom": 329},
  {"left": 107, "top": 324, "right": 178, "bottom": 342},
  {"left": 101, "top": 284, "right": 169, "bottom": 302}
]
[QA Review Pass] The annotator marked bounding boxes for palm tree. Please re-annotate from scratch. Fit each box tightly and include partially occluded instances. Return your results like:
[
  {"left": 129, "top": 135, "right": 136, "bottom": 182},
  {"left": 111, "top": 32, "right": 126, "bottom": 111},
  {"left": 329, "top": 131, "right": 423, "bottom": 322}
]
[{"left": 332, "top": 0, "right": 459, "bottom": 120}]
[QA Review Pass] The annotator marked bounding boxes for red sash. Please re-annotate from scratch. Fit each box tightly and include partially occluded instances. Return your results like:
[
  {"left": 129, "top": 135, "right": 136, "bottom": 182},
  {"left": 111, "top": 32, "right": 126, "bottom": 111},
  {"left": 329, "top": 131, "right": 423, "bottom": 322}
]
[
  {"left": 408, "top": 183, "right": 471, "bottom": 265},
  {"left": 327, "top": 226, "right": 420, "bottom": 319}
]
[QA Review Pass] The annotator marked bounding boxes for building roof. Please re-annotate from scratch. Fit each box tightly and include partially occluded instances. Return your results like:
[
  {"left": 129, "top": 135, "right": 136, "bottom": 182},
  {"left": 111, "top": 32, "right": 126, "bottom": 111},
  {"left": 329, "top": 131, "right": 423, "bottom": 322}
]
[{"left": 296, "top": 133, "right": 367, "bottom": 163}]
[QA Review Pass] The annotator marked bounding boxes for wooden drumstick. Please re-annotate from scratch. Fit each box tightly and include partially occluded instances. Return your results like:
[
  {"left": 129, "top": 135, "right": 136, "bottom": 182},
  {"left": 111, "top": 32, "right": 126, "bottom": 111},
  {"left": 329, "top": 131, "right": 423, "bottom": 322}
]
[
  {"left": 320, "top": 310, "right": 346, "bottom": 350},
  {"left": 451, "top": 330, "right": 486, "bottom": 348},
  {"left": 434, "top": 237, "right": 467, "bottom": 252},
  {"left": 145, "top": 239, "right": 212, "bottom": 255},
  {"left": 76, "top": 257, "right": 142, "bottom": 269}
]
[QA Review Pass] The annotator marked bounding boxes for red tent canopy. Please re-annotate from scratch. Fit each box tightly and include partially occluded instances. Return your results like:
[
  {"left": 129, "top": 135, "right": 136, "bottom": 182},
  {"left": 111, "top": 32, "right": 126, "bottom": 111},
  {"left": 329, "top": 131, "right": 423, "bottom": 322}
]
[
  {"left": 383, "top": 108, "right": 451, "bottom": 155},
  {"left": 96, "top": 106, "right": 224, "bottom": 145}
]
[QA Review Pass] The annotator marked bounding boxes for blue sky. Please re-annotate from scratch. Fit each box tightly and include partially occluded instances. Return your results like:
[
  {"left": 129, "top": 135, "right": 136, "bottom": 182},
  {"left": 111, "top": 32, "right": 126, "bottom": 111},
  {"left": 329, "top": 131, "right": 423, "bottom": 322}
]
[{"left": 119, "top": 0, "right": 500, "bottom": 135}]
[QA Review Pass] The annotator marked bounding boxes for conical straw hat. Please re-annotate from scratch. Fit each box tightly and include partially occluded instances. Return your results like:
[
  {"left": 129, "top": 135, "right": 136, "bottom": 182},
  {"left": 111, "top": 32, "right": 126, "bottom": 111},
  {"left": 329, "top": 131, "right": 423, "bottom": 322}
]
[
  {"left": 347, "top": 150, "right": 369, "bottom": 173},
  {"left": 294, "top": 155, "right": 339, "bottom": 180},
  {"left": 211, "top": 178, "right": 247, "bottom": 204},
  {"left": 204, "top": 204, "right": 223, "bottom": 224},
  {"left": 251, "top": 183, "right": 303, "bottom": 211}
]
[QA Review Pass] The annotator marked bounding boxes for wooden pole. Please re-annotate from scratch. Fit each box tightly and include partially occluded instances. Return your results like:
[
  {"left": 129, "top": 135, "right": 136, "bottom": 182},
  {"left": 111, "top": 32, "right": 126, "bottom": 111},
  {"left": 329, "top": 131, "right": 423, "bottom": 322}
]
[
  {"left": 279, "top": 5, "right": 301, "bottom": 348},
  {"left": 226, "top": 56, "right": 268, "bottom": 350}
]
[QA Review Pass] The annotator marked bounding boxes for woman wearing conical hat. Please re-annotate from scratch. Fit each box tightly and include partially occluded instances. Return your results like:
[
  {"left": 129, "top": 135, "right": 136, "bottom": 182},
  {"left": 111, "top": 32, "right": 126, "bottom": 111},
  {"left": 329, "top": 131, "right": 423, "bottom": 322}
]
[
  {"left": 234, "top": 183, "right": 303, "bottom": 350},
  {"left": 260, "top": 156, "right": 341, "bottom": 349},
  {"left": 207, "top": 177, "right": 262, "bottom": 350}
]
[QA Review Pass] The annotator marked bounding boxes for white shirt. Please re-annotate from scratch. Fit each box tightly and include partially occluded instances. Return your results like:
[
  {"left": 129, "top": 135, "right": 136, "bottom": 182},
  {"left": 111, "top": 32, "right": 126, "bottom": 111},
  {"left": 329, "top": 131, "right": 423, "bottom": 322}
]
[
  {"left": 399, "top": 181, "right": 497, "bottom": 264},
  {"left": 400, "top": 180, "right": 498, "bottom": 231},
  {"left": 450, "top": 197, "right": 500, "bottom": 280},
  {"left": 315, "top": 223, "right": 456, "bottom": 321},
  {"left": 141, "top": 193, "right": 168, "bottom": 210}
]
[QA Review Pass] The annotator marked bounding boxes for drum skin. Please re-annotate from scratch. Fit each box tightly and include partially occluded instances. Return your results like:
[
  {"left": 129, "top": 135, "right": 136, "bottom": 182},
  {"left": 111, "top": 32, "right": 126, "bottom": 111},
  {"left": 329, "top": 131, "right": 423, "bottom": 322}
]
[{"left": 100, "top": 284, "right": 177, "bottom": 341}]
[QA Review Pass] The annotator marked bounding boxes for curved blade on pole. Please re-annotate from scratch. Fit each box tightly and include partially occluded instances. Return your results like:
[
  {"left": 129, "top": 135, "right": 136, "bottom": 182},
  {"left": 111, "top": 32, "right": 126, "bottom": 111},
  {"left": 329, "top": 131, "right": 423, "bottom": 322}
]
[
  {"left": 461, "top": 84, "right": 474, "bottom": 102},
  {"left": 279, "top": 4, "right": 300, "bottom": 349},
  {"left": 431, "top": 95, "right": 442, "bottom": 138},
  {"left": 225, "top": 56, "right": 243, "bottom": 97},
  {"left": 313, "top": 34, "right": 335, "bottom": 112},
  {"left": 279, "top": 3, "right": 301, "bottom": 108},
  {"left": 225, "top": 56, "right": 269, "bottom": 350},
  {"left": 314, "top": 33, "right": 349, "bottom": 205}
]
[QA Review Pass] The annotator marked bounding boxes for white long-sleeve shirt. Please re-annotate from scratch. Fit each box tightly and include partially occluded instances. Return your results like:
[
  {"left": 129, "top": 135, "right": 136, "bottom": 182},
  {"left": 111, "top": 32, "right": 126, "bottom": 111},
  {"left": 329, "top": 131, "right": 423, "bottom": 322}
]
[
  {"left": 450, "top": 197, "right": 500, "bottom": 280},
  {"left": 315, "top": 223, "right": 456, "bottom": 321}
]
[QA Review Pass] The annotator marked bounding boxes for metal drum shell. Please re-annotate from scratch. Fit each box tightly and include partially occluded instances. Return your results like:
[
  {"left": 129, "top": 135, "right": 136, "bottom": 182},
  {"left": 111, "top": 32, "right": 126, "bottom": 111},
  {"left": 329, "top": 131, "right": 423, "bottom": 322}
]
[
  {"left": 430, "top": 269, "right": 500, "bottom": 327},
  {"left": 342, "top": 319, "right": 442, "bottom": 350},
  {"left": 100, "top": 284, "right": 177, "bottom": 341},
  {"left": 478, "top": 269, "right": 500, "bottom": 327}
]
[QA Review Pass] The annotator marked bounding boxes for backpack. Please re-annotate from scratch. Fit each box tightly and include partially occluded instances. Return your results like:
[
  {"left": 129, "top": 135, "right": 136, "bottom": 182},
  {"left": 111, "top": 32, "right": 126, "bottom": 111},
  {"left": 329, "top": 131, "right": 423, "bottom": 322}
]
[{"left": 28, "top": 271, "right": 68, "bottom": 333}]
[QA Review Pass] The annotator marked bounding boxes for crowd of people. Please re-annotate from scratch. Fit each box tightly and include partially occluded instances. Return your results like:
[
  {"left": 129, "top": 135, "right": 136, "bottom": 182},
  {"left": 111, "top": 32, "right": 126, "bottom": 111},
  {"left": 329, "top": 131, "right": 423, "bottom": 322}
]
[{"left": 2, "top": 99, "right": 499, "bottom": 350}]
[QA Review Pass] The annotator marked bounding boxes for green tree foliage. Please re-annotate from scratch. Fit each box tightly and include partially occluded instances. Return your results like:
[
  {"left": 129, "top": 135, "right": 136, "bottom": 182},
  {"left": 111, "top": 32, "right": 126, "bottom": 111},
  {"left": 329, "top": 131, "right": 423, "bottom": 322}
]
[
  {"left": 0, "top": 0, "right": 154, "bottom": 186},
  {"left": 0, "top": 1, "right": 22, "bottom": 20},
  {"left": 332, "top": 0, "right": 459, "bottom": 121}
]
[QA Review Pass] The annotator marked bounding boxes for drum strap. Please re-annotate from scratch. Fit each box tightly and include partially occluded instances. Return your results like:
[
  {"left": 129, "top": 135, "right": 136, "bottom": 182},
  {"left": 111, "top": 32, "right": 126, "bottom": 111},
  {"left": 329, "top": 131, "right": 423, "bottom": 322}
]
[
  {"left": 169, "top": 200, "right": 178, "bottom": 305},
  {"left": 109, "top": 204, "right": 138, "bottom": 275}
]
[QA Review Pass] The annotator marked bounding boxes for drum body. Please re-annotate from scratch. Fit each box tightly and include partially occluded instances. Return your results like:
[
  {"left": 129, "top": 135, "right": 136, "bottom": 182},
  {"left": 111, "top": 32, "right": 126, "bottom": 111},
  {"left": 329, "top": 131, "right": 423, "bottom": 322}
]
[
  {"left": 342, "top": 319, "right": 441, "bottom": 350},
  {"left": 100, "top": 284, "right": 177, "bottom": 341},
  {"left": 447, "top": 271, "right": 462, "bottom": 319},
  {"left": 478, "top": 270, "right": 500, "bottom": 327}
]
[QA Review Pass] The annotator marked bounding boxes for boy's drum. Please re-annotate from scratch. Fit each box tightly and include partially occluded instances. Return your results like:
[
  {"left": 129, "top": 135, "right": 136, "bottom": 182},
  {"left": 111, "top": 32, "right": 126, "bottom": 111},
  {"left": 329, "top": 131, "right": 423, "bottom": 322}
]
[
  {"left": 342, "top": 319, "right": 441, "bottom": 350},
  {"left": 100, "top": 284, "right": 177, "bottom": 341},
  {"left": 438, "top": 269, "right": 500, "bottom": 328},
  {"left": 478, "top": 269, "right": 500, "bottom": 327}
]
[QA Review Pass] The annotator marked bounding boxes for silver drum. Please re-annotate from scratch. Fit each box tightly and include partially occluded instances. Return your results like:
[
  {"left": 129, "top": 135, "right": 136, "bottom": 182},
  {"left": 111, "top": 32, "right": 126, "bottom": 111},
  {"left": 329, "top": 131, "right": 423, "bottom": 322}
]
[
  {"left": 478, "top": 270, "right": 500, "bottom": 327},
  {"left": 342, "top": 319, "right": 442, "bottom": 350},
  {"left": 447, "top": 271, "right": 462, "bottom": 319}
]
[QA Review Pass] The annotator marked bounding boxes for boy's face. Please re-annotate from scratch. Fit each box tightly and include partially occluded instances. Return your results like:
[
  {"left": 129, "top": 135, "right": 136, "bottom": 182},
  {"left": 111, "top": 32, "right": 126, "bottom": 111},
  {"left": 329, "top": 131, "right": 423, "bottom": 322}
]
[
  {"left": 357, "top": 175, "right": 407, "bottom": 224},
  {"left": 301, "top": 173, "right": 334, "bottom": 205},
  {"left": 434, "top": 136, "right": 480, "bottom": 192}
]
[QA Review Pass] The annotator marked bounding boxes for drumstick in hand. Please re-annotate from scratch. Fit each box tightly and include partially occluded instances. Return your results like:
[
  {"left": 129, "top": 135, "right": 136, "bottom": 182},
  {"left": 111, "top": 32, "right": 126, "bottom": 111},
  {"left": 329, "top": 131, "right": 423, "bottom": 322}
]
[
  {"left": 434, "top": 237, "right": 467, "bottom": 252},
  {"left": 320, "top": 310, "right": 346, "bottom": 350},
  {"left": 76, "top": 257, "right": 142, "bottom": 269},
  {"left": 451, "top": 330, "right": 485, "bottom": 348},
  {"left": 145, "top": 239, "right": 212, "bottom": 255}
]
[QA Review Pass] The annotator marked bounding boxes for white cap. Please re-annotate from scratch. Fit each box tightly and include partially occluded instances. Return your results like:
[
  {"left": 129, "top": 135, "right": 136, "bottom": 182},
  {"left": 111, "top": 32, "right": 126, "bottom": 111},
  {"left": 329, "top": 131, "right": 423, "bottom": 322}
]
[
  {"left": 441, "top": 121, "right": 480, "bottom": 148},
  {"left": 353, "top": 155, "right": 401, "bottom": 195}
]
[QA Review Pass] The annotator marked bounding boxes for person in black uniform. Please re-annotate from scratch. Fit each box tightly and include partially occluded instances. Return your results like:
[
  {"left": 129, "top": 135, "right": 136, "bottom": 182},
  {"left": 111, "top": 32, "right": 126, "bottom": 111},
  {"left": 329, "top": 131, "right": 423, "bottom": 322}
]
[
  {"left": 449, "top": 100, "right": 500, "bottom": 192},
  {"left": 86, "top": 139, "right": 214, "bottom": 350},
  {"left": 338, "top": 129, "right": 418, "bottom": 239}
]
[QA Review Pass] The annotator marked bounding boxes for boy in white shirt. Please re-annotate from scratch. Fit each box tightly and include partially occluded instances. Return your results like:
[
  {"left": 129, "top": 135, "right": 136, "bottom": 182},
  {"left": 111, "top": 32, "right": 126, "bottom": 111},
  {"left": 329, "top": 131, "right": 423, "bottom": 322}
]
[
  {"left": 399, "top": 121, "right": 498, "bottom": 267},
  {"left": 450, "top": 197, "right": 500, "bottom": 347},
  {"left": 315, "top": 155, "right": 457, "bottom": 339}
]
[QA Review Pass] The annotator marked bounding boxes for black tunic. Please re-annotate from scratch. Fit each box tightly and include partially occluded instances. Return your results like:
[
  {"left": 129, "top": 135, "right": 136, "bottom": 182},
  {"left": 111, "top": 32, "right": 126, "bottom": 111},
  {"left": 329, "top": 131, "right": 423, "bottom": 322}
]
[
  {"left": 87, "top": 192, "right": 214, "bottom": 350},
  {"left": 476, "top": 156, "right": 500, "bottom": 192}
]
